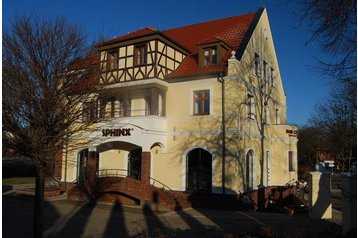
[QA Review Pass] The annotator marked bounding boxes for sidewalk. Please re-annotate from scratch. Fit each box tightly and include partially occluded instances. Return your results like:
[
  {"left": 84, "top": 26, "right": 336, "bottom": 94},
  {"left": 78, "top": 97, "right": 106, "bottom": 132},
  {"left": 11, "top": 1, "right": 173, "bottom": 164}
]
[{"left": 3, "top": 195, "right": 343, "bottom": 238}]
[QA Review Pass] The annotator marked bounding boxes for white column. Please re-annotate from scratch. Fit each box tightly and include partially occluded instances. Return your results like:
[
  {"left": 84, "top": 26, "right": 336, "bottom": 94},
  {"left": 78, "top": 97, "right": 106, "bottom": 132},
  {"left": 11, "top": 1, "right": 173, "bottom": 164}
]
[{"left": 309, "top": 172, "right": 332, "bottom": 219}]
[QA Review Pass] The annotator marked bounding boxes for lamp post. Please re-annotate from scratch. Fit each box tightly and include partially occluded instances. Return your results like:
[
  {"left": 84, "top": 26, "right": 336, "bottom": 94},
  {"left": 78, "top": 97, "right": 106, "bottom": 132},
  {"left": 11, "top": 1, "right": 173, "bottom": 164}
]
[{"left": 217, "top": 72, "right": 226, "bottom": 195}]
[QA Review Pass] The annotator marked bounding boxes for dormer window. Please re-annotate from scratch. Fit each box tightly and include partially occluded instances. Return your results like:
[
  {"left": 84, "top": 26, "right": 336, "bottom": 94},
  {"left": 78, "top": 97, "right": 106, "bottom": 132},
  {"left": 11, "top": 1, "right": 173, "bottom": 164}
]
[
  {"left": 135, "top": 44, "right": 147, "bottom": 66},
  {"left": 204, "top": 47, "right": 217, "bottom": 65},
  {"left": 107, "top": 50, "right": 118, "bottom": 71}
]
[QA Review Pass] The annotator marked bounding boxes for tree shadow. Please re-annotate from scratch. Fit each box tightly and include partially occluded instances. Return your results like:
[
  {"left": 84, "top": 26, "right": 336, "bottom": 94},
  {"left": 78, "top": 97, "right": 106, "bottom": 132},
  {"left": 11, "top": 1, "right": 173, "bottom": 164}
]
[
  {"left": 138, "top": 203, "right": 170, "bottom": 237},
  {"left": 103, "top": 200, "right": 129, "bottom": 238},
  {"left": 2, "top": 196, "right": 59, "bottom": 238},
  {"left": 50, "top": 201, "right": 96, "bottom": 238},
  {"left": 175, "top": 208, "right": 220, "bottom": 237}
]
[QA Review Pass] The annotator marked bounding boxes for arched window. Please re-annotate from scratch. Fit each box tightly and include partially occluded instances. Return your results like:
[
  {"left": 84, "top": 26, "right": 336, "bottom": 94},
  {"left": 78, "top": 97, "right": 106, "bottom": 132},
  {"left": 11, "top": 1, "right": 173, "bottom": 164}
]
[
  {"left": 186, "top": 148, "right": 212, "bottom": 192},
  {"left": 246, "top": 150, "right": 254, "bottom": 191}
]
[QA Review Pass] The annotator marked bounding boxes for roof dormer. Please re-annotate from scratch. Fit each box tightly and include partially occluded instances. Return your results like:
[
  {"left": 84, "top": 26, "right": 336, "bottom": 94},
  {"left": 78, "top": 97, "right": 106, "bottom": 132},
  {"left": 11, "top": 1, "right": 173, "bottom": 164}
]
[{"left": 197, "top": 38, "right": 230, "bottom": 67}]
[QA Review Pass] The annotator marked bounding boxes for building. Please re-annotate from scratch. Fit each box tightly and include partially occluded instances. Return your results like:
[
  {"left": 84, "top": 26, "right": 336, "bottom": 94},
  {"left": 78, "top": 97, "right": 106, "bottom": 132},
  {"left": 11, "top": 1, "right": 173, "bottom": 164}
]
[{"left": 60, "top": 7, "right": 298, "bottom": 210}]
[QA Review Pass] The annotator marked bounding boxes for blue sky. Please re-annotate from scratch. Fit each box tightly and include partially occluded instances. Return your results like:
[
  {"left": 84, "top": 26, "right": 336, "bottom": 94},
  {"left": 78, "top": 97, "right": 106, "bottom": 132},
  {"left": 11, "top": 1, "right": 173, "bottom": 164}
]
[{"left": 3, "top": 0, "right": 331, "bottom": 126}]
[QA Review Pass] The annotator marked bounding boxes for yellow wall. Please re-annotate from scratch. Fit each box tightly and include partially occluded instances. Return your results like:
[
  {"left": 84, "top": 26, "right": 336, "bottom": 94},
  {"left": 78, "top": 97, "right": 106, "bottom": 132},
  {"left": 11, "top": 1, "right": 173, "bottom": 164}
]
[{"left": 62, "top": 9, "right": 297, "bottom": 194}]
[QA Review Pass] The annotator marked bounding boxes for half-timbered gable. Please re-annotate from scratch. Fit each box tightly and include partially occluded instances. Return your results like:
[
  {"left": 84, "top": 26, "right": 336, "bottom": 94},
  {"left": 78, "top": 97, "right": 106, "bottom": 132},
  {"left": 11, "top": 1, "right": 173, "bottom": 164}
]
[{"left": 98, "top": 30, "right": 188, "bottom": 84}]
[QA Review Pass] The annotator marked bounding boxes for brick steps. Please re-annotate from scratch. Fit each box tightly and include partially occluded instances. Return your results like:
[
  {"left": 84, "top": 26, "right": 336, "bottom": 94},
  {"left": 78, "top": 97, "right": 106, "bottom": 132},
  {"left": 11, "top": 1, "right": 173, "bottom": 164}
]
[
  {"left": 67, "top": 177, "right": 189, "bottom": 211},
  {"left": 66, "top": 178, "right": 297, "bottom": 211}
]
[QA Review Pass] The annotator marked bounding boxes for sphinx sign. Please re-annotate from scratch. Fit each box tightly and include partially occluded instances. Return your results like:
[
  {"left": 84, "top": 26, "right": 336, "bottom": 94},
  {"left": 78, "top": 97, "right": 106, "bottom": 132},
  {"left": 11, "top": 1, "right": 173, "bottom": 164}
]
[{"left": 102, "top": 128, "right": 134, "bottom": 137}]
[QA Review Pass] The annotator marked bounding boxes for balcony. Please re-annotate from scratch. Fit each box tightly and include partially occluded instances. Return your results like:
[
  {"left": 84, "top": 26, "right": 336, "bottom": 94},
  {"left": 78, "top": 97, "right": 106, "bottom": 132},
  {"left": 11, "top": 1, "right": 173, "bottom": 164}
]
[{"left": 98, "top": 108, "right": 165, "bottom": 119}]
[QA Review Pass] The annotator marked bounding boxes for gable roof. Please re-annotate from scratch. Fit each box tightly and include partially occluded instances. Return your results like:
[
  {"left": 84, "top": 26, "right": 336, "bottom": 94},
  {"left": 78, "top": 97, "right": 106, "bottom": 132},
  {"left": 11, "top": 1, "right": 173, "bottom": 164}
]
[{"left": 97, "top": 7, "right": 264, "bottom": 80}]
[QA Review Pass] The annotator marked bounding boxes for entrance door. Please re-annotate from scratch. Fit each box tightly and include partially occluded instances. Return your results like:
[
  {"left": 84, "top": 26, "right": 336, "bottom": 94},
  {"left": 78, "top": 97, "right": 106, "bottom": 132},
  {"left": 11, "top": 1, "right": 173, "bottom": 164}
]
[
  {"left": 128, "top": 148, "right": 142, "bottom": 180},
  {"left": 186, "top": 148, "right": 212, "bottom": 192}
]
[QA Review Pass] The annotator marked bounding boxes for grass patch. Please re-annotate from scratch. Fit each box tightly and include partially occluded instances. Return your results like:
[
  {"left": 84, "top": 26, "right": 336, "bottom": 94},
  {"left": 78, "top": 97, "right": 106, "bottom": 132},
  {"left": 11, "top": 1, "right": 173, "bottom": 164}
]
[{"left": 2, "top": 177, "right": 35, "bottom": 185}]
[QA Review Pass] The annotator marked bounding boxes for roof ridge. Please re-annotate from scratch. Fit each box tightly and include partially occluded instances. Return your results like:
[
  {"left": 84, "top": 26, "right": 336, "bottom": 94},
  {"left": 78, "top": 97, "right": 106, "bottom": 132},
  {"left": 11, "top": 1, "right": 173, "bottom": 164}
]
[
  {"left": 122, "top": 26, "right": 159, "bottom": 37},
  {"left": 162, "top": 11, "right": 256, "bottom": 32}
]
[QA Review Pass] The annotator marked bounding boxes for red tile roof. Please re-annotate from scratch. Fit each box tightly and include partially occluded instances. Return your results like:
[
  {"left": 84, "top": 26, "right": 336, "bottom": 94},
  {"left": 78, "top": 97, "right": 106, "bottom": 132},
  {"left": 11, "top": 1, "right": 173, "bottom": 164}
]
[
  {"left": 69, "top": 55, "right": 99, "bottom": 69},
  {"left": 163, "top": 12, "right": 256, "bottom": 54},
  {"left": 97, "top": 9, "right": 260, "bottom": 80},
  {"left": 98, "top": 27, "right": 159, "bottom": 46},
  {"left": 163, "top": 12, "right": 257, "bottom": 78},
  {"left": 68, "top": 55, "right": 100, "bottom": 93}
]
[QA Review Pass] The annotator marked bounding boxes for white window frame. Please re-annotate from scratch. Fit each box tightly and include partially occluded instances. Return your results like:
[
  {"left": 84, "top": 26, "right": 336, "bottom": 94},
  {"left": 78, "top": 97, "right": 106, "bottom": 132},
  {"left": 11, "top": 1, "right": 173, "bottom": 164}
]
[{"left": 189, "top": 87, "right": 213, "bottom": 116}]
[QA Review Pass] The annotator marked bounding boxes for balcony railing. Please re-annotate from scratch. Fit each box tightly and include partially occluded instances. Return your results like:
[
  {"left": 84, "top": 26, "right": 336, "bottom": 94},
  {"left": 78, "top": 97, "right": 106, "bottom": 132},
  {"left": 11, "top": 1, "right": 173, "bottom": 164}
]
[
  {"left": 99, "top": 108, "right": 164, "bottom": 118},
  {"left": 83, "top": 108, "right": 165, "bottom": 122}
]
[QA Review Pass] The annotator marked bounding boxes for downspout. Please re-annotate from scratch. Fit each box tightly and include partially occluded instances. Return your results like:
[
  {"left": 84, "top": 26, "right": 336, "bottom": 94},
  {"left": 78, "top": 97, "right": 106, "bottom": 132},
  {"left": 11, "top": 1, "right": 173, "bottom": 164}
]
[{"left": 217, "top": 72, "right": 226, "bottom": 194}]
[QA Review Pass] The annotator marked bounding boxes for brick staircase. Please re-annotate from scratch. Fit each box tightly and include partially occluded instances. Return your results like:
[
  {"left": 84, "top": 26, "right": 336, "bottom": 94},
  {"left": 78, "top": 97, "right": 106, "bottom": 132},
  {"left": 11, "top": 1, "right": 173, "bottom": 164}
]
[{"left": 67, "top": 176, "right": 190, "bottom": 211}]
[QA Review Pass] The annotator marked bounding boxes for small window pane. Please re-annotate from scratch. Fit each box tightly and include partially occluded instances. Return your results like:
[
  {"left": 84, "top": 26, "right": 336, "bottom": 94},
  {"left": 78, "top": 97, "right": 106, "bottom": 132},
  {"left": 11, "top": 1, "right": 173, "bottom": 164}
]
[
  {"left": 212, "top": 49, "right": 217, "bottom": 64},
  {"left": 135, "top": 44, "right": 147, "bottom": 65},
  {"left": 203, "top": 47, "right": 217, "bottom": 65}
]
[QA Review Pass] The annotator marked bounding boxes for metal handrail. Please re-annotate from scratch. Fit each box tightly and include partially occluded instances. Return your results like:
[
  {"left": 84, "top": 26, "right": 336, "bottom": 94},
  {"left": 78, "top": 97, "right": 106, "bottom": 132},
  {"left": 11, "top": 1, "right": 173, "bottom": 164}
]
[
  {"left": 96, "top": 169, "right": 176, "bottom": 194},
  {"left": 96, "top": 169, "right": 141, "bottom": 180},
  {"left": 149, "top": 177, "right": 177, "bottom": 197}
]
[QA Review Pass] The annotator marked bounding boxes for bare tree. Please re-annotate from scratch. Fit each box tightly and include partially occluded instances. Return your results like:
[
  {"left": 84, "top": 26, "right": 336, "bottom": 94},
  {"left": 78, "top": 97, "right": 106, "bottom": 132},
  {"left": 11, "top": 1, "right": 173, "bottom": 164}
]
[
  {"left": 298, "top": 0, "right": 357, "bottom": 82},
  {"left": 297, "top": 126, "right": 324, "bottom": 165},
  {"left": 309, "top": 79, "right": 357, "bottom": 171},
  {"left": 3, "top": 16, "right": 98, "bottom": 238},
  {"left": 295, "top": 0, "right": 357, "bottom": 170}
]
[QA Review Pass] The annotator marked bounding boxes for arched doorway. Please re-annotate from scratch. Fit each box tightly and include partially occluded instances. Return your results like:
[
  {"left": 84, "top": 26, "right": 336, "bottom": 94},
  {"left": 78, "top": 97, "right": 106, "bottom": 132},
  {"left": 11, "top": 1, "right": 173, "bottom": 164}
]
[
  {"left": 246, "top": 150, "right": 254, "bottom": 191},
  {"left": 128, "top": 148, "right": 142, "bottom": 180},
  {"left": 77, "top": 148, "right": 99, "bottom": 180},
  {"left": 77, "top": 149, "right": 88, "bottom": 180},
  {"left": 186, "top": 148, "right": 212, "bottom": 192}
]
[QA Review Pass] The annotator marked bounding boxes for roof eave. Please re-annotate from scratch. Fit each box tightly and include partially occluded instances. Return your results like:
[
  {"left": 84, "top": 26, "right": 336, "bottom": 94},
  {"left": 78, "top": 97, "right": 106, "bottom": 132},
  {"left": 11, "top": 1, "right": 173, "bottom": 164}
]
[
  {"left": 97, "top": 31, "right": 191, "bottom": 55},
  {"left": 236, "top": 7, "right": 265, "bottom": 61}
]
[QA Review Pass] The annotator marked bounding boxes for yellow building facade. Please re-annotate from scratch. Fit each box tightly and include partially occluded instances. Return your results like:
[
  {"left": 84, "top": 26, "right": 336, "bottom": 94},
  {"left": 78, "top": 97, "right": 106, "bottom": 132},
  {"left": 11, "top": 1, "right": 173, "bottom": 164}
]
[{"left": 61, "top": 8, "right": 297, "bottom": 204}]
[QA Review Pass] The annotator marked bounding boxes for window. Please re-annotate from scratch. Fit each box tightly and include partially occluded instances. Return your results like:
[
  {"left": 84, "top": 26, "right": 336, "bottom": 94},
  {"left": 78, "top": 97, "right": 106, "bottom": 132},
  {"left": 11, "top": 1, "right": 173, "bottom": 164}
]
[
  {"left": 119, "top": 98, "right": 131, "bottom": 117},
  {"left": 275, "top": 108, "right": 280, "bottom": 124},
  {"left": 135, "top": 44, "right": 147, "bottom": 65},
  {"left": 270, "top": 67, "right": 275, "bottom": 87},
  {"left": 107, "top": 50, "right": 118, "bottom": 70},
  {"left": 246, "top": 150, "right": 254, "bottom": 191},
  {"left": 263, "top": 60, "right": 268, "bottom": 81},
  {"left": 107, "top": 99, "right": 115, "bottom": 118},
  {"left": 99, "top": 98, "right": 116, "bottom": 118},
  {"left": 145, "top": 96, "right": 153, "bottom": 115},
  {"left": 288, "top": 151, "right": 294, "bottom": 172},
  {"left": 82, "top": 102, "right": 97, "bottom": 122},
  {"left": 193, "top": 90, "right": 210, "bottom": 115},
  {"left": 264, "top": 104, "right": 270, "bottom": 124},
  {"left": 254, "top": 53, "right": 261, "bottom": 76},
  {"left": 247, "top": 93, "right": 255, "bottom": 119},
  {"left": 204, "top": 47, "right": 217, "bottom": 65}
]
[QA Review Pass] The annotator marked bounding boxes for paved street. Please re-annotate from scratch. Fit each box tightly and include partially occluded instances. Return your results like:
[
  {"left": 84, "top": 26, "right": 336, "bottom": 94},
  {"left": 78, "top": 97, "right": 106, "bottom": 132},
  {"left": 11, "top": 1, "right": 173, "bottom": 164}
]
[{"left": 3, "top": 195, "right": 343, "bottom": 238}]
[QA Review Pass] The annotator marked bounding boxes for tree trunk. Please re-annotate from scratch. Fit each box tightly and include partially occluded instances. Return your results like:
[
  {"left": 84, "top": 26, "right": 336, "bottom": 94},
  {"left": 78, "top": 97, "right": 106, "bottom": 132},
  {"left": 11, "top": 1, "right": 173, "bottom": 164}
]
[{"left": 33, "top": 163, "right": 45, "bottom": 238}]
